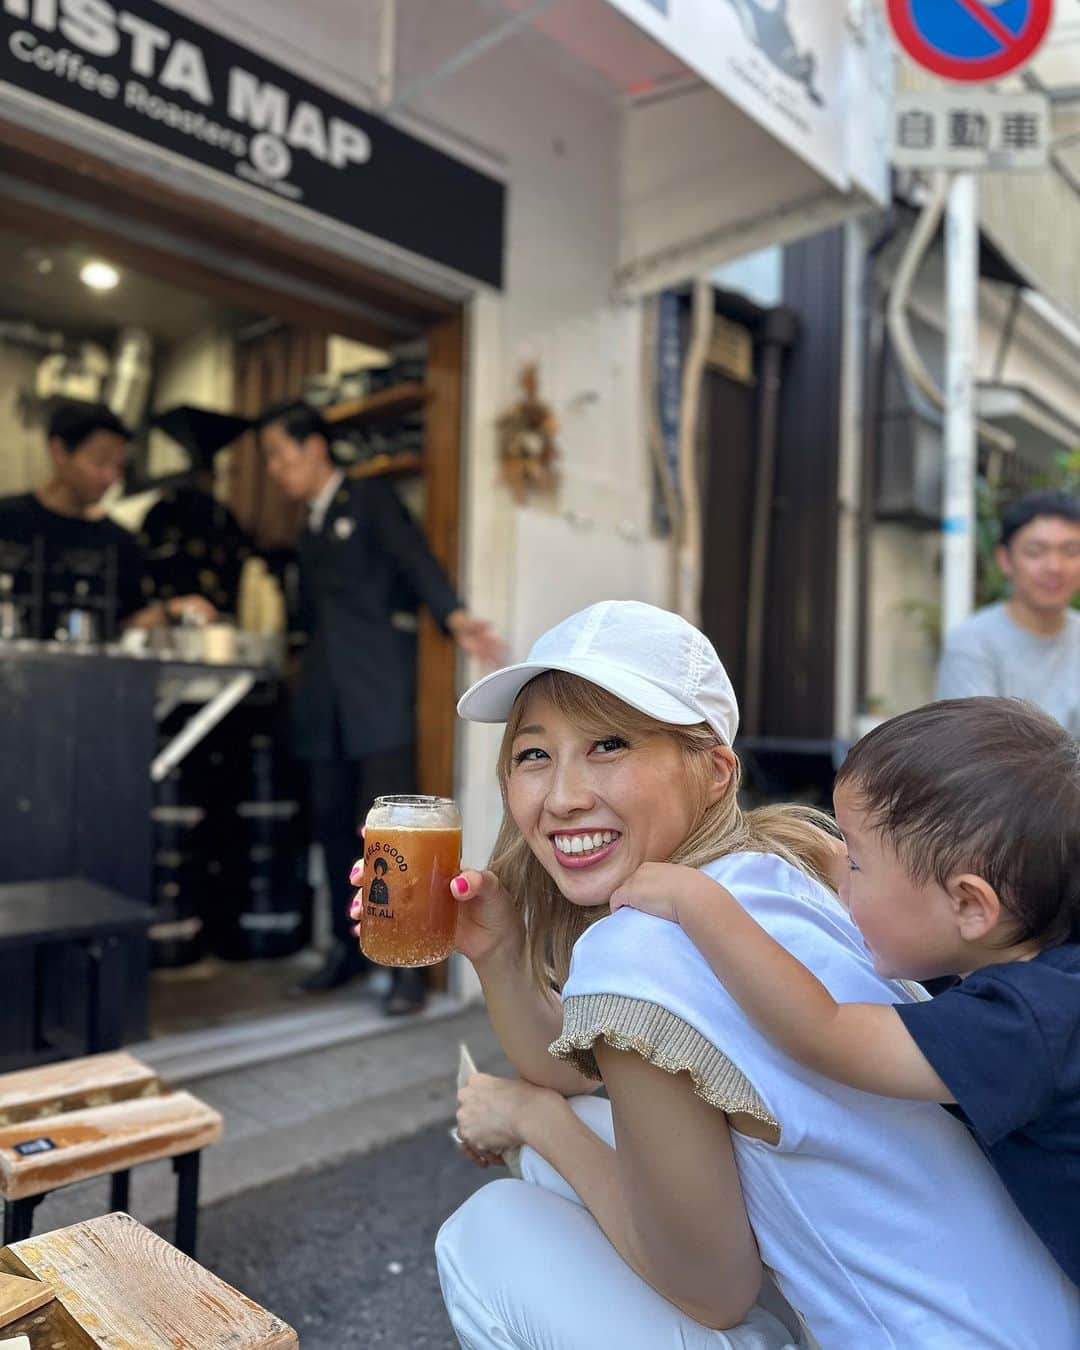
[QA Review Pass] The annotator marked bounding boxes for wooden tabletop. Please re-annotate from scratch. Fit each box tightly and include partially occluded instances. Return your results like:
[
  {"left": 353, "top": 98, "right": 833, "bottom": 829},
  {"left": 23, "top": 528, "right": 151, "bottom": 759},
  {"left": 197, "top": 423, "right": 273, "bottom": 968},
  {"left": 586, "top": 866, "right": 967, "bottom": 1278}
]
[
  {"left": 0, "top": 1212, "right": 297, "bottom": 1348},
  {"left": 0, "top": 1053, "right": 158, "bottom": 1128},
  {"left": 0, "top": 1091, "right": 223, "bottom": 1201}
]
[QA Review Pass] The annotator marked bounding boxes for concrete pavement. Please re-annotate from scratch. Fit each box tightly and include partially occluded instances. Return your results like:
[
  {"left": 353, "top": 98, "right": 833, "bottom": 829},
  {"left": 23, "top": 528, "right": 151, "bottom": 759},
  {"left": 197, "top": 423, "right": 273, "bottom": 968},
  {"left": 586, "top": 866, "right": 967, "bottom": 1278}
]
[
  {"left": 26, "top": 999, "right": 509, "bottom": 1243},
  {"left": 161, "top": 1117, "right": 493, "bottom": 1347}
]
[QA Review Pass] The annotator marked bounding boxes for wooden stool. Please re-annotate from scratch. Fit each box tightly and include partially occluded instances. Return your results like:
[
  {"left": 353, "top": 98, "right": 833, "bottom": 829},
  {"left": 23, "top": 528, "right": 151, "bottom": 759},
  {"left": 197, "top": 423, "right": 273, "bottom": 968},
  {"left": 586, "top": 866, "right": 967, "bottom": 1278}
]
[
  {"left": 0, "top": 1210, "right": 297, "bottom": 1347},
  {"left": 0, "top": 1052, "right": 222, "bottom": 1257}
]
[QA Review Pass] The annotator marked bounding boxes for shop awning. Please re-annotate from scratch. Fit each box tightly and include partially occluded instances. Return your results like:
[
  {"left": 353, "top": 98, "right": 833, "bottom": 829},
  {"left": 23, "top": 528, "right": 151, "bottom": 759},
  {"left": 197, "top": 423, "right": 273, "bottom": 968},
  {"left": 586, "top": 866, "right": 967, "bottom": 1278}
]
[
  {"left": 977, "top": 383, "right": 1080, "bottom": 470},
  {"left": 498, "top": 0, "right": 891, "bottom": 295}
]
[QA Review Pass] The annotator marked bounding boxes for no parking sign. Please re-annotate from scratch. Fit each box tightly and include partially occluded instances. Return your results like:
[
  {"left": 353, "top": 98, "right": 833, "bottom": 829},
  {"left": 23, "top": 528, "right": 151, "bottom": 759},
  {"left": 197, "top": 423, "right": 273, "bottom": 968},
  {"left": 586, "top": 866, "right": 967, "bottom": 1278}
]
[{"left": 887, "top": 0, "right": 1054, "bottom": 81}]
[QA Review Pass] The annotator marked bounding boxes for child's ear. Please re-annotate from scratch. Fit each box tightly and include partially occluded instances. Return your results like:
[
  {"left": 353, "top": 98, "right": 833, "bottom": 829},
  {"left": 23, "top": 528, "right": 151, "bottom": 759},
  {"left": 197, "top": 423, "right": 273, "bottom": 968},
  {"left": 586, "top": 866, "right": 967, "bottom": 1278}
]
[
  {"left": 946, "top": 874, "right": 1001, "bottom": 942},
  {"left": 705, "top": 747, "right": 737, "bottom": 805}
]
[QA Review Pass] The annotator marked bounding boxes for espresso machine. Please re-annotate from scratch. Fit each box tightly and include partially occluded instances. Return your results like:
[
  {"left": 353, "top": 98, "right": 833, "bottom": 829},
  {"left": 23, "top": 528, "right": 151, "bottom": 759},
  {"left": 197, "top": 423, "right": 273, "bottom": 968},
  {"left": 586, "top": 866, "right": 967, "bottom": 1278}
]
[{"left": 137, "top": 405, "right": 253, "bottom": 616}]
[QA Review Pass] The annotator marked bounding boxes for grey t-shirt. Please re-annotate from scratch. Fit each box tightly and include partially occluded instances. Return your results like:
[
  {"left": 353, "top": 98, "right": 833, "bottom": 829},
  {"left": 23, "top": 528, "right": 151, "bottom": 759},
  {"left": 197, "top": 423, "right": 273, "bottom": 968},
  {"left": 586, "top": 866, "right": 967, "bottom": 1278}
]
[{"left": 936, "top": 602, "right": 1080, "bottom": 736}]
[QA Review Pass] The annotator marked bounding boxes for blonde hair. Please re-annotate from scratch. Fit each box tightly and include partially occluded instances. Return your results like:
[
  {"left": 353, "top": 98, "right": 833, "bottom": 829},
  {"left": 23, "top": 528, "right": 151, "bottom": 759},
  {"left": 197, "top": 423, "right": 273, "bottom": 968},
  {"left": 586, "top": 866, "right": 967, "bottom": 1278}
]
[{"left": 489, "top": 670, "right": 840, "bottom": 990}]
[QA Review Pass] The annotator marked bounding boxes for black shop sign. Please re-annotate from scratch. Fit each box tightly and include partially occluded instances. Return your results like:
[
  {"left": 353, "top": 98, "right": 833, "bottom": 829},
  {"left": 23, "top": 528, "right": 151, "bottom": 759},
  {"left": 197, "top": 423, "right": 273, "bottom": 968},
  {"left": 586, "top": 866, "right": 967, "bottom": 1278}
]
[{"left": 1, "top": 0, "right": 505, "bottom": 287}]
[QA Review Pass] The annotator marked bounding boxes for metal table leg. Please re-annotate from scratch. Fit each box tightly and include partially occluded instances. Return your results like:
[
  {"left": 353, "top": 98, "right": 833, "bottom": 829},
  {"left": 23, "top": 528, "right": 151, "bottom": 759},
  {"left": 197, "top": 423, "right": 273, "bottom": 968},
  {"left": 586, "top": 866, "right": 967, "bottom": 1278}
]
[
  {"left": 3, "top": 1193, "right": 43, "bottom": 1246},
  {"left": 173, "top": 1151, "right": 201, "bottom": 1257},
  {"left": 110, "top": 1169, "right": 131, "bottom": 1213}
]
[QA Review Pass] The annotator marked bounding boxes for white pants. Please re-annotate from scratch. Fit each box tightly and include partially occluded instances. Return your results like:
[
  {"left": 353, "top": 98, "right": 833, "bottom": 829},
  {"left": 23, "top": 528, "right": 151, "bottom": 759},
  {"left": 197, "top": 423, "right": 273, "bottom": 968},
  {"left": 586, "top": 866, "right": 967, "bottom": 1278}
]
[{"left": 436, "top": 1096, "right": 806, "bottom": 1350}]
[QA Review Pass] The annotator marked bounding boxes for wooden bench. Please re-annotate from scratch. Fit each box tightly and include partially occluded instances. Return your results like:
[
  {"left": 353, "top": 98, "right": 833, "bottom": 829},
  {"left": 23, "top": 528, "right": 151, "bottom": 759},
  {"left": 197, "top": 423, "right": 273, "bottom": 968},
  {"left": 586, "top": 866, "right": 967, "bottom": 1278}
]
[
  {"left": 0, "top": 1210, "right": 297, "bottom": 1347},
  {"left": 0, "top": 1053, "right": 222, "bottom": 1257}
]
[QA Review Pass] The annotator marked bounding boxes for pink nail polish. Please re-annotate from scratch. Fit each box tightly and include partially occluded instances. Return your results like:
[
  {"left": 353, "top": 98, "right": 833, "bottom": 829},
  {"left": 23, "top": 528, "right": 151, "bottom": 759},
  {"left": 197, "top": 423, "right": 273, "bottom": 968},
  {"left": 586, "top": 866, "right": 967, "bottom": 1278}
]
[
  {"left": 350, "top": 866, "right": 362, "bottom": 883},
  {"left": 452, "top": 876, "right": 467, "bottom": 896}
]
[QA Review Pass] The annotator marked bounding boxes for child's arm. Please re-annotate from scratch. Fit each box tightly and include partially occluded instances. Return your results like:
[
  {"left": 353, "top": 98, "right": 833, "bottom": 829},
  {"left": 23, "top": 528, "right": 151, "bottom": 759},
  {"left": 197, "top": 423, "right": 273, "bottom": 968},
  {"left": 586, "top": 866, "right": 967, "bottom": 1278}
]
[{"left": 611, "top": 863, "right": 954, "bottom": 1104}]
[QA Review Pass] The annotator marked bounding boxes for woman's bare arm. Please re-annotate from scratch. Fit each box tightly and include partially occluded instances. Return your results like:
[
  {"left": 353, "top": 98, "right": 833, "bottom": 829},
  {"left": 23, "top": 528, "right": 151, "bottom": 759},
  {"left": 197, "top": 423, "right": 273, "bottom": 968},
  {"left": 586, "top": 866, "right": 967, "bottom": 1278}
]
[
  {"left": 473, "top": 940, "right": 600, "bottom": 1096},
  {"left": 450, "top": 868, "right": 598, "bottom": 1097},
  {"left": 514, "top": 1045, "right": 762, "bottom": 1329}
]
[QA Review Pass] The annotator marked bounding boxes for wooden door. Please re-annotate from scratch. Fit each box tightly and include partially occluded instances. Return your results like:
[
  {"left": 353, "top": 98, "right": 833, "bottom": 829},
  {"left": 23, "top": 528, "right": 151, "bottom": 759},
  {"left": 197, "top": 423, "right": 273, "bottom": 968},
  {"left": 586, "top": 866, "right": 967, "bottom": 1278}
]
[{"left": 417, "top": 314, "right": 464, "bottom": 799}]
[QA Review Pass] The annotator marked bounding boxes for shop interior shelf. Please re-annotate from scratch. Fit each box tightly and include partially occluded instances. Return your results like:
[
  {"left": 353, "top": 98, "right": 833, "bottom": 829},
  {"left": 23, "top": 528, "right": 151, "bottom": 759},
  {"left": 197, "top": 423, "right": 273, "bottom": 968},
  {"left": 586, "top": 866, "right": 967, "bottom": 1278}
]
[
  {"left": 346, "top": 452, "right": 425, "bottom": 481},
  {"left": 324, "top": 383, "right": 430, "bottom": 427}
]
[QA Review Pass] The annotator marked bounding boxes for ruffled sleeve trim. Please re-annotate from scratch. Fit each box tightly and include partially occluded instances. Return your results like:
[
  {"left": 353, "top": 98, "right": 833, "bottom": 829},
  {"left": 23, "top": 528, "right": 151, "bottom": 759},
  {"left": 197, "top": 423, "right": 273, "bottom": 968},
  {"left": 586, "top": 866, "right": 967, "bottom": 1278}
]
[{"left": 550, "top": 992, "right": 780, "bottom": 1132}]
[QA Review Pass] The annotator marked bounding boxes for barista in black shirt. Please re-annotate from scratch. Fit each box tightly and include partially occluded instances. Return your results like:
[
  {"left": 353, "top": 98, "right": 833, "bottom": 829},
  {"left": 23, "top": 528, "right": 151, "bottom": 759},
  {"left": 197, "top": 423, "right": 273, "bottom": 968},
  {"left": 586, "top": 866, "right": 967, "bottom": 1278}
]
[{"left": 0, "top": 401, "right": 214, "bottom": 639}]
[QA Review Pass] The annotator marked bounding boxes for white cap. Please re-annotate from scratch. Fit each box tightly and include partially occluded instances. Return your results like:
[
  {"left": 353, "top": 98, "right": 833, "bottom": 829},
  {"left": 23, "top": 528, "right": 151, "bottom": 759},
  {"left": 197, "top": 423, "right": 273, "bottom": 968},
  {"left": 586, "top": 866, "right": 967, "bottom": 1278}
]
[{"left": 457, "top": 601, "right": 739, "bottom": 745}]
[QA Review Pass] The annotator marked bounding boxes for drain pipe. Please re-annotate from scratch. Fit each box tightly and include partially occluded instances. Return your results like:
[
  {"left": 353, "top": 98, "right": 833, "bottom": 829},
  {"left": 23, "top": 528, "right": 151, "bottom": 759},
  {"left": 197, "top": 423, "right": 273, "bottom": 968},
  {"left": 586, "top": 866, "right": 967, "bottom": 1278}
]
[
  {"left": 885, "top": 174, "right": 1012, "bottom": 455},
  {"left": 742, "top": 306, "right": 799, "bottom": 739}
]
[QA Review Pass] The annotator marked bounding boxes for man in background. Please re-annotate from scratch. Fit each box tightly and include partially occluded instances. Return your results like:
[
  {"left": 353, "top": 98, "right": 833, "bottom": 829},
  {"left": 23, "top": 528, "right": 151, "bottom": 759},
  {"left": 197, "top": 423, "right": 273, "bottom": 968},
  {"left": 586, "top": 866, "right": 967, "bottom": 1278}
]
[
  {"left": 259, "top": 401, "right": 504, "bottom": 1014},
  {"left": 0, "top": 400, "right": 213, "bottom": 638},
  {"left": 936, "top": 489, "right": 1080, "bottom": 735}
]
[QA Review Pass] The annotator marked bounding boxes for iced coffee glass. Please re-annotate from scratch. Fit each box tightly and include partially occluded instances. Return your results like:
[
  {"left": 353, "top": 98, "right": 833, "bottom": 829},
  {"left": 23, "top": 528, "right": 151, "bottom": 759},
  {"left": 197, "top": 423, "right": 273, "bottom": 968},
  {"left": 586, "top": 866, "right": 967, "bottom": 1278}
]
[{"left": 359, "top": 795, "right": 462, "bottom": 967}]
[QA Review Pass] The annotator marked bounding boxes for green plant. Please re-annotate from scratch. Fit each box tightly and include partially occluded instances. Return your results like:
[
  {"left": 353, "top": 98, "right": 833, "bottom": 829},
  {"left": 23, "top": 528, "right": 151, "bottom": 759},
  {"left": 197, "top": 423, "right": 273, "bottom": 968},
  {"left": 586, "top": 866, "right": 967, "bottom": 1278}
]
[
  {"left": 975, "top": 472, "right": 1008, "bottom": 608},
  {"left": 1057, "top": 447, "right": 1080, "bottom": 493},
  {"left": 897, "top": 596, "right": 942, "bottom": 654}
]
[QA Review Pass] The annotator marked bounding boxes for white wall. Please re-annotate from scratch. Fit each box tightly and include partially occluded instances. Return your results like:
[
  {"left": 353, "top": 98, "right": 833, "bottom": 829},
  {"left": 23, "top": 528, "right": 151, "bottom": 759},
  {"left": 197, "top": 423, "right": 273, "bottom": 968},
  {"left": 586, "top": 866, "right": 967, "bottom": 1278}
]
[
  {"left": 0, "top": 343, "right": 49, "bottom": 497},
  {"left": 866, "top": 524, "right": 941, "bottom": 720}
]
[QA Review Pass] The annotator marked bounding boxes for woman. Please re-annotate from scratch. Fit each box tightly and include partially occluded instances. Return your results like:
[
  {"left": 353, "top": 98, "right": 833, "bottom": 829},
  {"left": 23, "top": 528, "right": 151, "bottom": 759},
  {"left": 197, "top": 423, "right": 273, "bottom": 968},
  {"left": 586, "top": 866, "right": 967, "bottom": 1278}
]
[{"left": 355, "top": 602, "right": 1079, "bottom": 1348}]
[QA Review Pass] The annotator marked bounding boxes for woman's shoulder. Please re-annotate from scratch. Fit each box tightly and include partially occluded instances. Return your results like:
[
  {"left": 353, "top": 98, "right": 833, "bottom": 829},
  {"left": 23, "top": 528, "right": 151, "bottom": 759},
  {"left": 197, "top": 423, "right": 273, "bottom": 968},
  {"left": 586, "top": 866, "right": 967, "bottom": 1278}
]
[
  {"left": 702, "top": 848, "right": 825, "bottom": 894},
  {"left": 570, "top": 851, "right": 837, "bottom": 975},
  {"left": 701, "top": 850, "right": 846, "bottom": 921},
  {"left": 568, "top": 850, "right": 903, "bottom": 1007}
]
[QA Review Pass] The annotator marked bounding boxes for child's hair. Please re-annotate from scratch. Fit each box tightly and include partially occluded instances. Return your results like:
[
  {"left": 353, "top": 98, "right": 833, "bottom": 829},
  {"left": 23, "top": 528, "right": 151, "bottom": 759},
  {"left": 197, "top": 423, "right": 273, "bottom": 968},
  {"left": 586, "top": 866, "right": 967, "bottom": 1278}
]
[
  {"left": 489, "top": 670, "right": 841, "bottom": 989},
  {"left": 835, "top": 697, "right": 1080, "bottom": 949}
]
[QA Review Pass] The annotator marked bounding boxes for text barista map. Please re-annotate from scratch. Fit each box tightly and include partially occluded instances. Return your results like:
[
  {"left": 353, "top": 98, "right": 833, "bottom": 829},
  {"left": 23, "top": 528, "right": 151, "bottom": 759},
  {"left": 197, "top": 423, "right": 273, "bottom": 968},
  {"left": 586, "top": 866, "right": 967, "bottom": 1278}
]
[{"left": 1, "top": 0, "right": 505, "bottom": 286}]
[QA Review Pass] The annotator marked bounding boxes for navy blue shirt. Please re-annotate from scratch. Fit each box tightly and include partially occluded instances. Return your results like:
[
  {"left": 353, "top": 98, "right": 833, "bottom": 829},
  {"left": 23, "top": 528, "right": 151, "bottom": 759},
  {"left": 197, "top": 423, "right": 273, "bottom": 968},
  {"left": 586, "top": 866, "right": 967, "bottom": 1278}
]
[{"left": 896, "top": 945, "right": 1080, "bottom": 1288}]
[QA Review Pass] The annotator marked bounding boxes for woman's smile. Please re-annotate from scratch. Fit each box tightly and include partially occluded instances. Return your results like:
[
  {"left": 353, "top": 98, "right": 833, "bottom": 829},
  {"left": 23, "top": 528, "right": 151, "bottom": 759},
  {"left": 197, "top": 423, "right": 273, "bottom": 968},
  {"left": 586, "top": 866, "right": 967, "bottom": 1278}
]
[{"left": 549, "top": 829, "right": 622, "bottom": 869}]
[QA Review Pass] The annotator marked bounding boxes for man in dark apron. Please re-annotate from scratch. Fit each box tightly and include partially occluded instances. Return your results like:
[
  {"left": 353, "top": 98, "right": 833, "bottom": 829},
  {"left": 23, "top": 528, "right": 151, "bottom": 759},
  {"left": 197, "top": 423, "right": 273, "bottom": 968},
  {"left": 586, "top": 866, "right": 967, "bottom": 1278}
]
[
  {"left": 0, "top": 399, "right": 215, "bottom": 640},
  {"left": 259, "top": 401, "right": 503, "bottom": 1015}
]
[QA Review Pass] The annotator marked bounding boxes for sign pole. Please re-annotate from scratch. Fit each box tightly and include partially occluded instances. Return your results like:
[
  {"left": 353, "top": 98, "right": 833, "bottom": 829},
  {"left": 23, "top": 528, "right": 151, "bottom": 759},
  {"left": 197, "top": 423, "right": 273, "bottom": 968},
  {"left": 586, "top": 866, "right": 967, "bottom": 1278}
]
[{"left": 942, "top": 170, "right": 979, "bottom": 635}]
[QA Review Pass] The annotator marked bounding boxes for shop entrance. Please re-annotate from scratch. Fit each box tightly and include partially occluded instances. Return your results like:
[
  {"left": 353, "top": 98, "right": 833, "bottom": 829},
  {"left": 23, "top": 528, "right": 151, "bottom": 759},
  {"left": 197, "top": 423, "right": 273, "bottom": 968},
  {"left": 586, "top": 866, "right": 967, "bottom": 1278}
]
[{"left": 0, "top": 131, "right": 470, "bottom": 1057}]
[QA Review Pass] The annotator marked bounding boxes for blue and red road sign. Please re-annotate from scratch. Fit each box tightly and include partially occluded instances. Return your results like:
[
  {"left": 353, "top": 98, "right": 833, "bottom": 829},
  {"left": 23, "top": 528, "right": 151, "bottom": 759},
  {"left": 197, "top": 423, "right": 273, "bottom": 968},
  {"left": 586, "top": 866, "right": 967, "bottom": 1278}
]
[{"left": 887, "top": 0, "right": 1053, "bottom": 81}]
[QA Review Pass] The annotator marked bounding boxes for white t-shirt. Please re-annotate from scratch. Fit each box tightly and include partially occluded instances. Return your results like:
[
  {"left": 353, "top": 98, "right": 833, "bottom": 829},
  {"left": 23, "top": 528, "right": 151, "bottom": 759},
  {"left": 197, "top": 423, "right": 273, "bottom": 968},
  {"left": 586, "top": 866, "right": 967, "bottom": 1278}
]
[
  {"left": 554, "top": 852, "right": 1080, "bottom": 1349},
  {"left": 936, "top": 602, "right": 1080, "bottom": 735}
]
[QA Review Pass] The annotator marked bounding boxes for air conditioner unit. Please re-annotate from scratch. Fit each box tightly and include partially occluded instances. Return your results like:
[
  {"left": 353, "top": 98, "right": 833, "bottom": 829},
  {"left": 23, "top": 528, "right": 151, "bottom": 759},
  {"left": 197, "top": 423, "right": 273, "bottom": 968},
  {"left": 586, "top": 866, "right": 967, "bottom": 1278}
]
[{"left": 875, "top": 410, "right": 943, "bottom": 527}]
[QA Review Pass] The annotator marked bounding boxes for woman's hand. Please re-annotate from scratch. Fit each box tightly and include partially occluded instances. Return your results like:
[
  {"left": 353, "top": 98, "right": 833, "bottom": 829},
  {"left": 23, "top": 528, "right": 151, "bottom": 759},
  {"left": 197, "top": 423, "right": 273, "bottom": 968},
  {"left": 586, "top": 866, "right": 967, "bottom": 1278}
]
[
  {"left": 456, "top": 1071, "right": 558, "bottom": 1157},
  {"left": 446, "top": 868, "right": 524, "bottom": 966},
  {"left": 349, "top": 862, "right": 522, "bottom": 968},
  {"left": 610, "top": 861, "right": 700, "bottom": 923}
]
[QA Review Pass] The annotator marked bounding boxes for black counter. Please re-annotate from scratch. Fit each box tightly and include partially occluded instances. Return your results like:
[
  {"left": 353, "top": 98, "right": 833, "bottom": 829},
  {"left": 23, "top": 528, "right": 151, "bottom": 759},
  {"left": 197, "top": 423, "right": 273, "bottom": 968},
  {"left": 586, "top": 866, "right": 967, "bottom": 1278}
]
[{"left": 0, "top": 645, "right": 273, "bottom": 903}]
